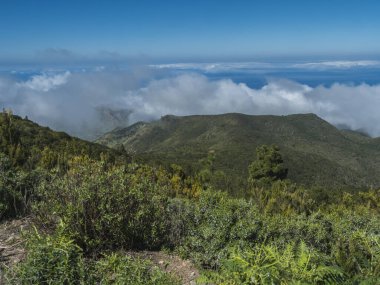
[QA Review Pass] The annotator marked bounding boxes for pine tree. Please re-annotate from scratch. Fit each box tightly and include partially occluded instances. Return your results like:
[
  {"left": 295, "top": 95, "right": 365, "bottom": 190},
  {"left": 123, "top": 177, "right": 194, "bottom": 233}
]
[{"left": 248, "top": 145, "right": 288, "bottom": 188}]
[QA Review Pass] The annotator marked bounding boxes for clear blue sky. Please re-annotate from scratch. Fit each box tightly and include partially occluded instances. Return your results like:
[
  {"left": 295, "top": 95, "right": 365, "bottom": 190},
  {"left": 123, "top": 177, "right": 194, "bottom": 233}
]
[{"left": 1, "top": 0, "right": 380, "bottom": 61}]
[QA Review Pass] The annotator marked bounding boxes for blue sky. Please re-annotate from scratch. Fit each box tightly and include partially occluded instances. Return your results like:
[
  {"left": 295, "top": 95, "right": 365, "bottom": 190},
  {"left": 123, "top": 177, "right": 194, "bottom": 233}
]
[
  {"left": 2, "top": 1, "right": 380, "bottom": 138},
  {"left": 1, "top": 0, "right": 380, "bottom": 61}
]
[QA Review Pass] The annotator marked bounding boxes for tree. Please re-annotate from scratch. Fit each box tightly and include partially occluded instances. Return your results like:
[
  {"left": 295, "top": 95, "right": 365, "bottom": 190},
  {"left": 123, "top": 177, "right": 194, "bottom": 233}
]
[
  {"left": 0, "top": 153, "right": 40, "bottom": 220},
  {"left": 198, "top": 150, "right": 216, "bottom": 187},
  {"left": 248, "top": 145, "right": 288, "bottom": 188},
  {"left": 0, "top": 110, "right": 26, "bottom": 166}
]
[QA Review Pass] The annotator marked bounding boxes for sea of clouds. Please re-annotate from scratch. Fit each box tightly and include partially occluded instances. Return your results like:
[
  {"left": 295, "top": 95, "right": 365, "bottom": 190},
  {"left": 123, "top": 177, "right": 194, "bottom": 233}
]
[{"left": 1, "top": 64, "right": 380, "bottom": 139}]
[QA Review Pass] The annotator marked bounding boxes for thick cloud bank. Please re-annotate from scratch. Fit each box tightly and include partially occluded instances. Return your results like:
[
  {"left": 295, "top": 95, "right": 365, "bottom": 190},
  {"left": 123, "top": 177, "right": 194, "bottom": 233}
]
[{"left": 1, "top": 71, "right": 380, "bottom": 139}]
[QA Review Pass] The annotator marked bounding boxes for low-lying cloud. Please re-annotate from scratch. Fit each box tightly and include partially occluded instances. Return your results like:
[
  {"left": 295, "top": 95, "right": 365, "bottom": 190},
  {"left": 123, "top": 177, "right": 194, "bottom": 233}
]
[
  {"left": 151, "top": 60, "right": 380, "bottom": 73},
  {"left": 151, "top": 62, "right": 275, "bottom": 73},
  {"left": 1, "top": 70, "right": 380, "bottom": 139},
  {"left": 293, "top": 60, "right": 380, "bottom": 69},
  {"left": 17, "top": 71, "right": 71, "bottom": 92}
]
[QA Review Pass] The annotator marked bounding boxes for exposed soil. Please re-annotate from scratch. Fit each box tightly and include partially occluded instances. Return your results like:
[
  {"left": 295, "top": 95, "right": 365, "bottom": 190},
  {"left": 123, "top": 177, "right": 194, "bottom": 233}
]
[
  {"left": 0, "top": 218, "right": 30, "bottom": 283},
  {"left": 0, "top": 218, "right": 29, "bottom": 266},
  {"left": 129, "top": 251, "right": 200, "bottom": 285},
  {"left": 0, "top": 218, "right": 200, "bottom": 284}
]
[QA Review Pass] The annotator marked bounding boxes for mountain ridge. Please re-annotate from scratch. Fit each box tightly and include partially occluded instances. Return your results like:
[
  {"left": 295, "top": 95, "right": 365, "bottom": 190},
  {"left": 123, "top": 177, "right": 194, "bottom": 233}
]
[{"left": 96, "top": 113, "right": 380, "bottom": 192}]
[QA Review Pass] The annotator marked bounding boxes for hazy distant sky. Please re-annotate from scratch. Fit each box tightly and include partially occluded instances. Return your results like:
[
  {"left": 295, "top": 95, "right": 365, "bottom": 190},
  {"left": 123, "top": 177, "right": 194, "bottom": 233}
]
[{"left": 1, "top": 0, "right": 380, "bottom": 60}]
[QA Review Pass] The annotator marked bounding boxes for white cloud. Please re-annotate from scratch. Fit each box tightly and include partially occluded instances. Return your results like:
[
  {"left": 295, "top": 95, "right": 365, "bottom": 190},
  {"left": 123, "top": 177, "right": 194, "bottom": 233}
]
[
  {"left": 2, "top": 71, "right": 380, "bottom": 139},
  {"left": 294, "top": 60, "right": 380, "bottom": 69},
  {"left": 17, "top": 72, "right": 71, "bottom": 92},
  {"left": 152, "top": 60, "right": 380, "bottom": 72},
  {"left": 118, "top": 74, "right": 380, "bottom": 137},
  {"left": 151, "top": 62, "right": 274, "bottom": 73}
]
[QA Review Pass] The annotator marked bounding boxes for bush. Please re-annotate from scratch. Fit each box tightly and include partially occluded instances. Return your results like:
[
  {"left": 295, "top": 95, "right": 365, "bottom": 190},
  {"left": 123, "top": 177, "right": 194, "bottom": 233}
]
[
  {"left": 91, "top": 253, "right": 180, "bottom": 285},
  {"left": 0, "top": 153, "right": 42, "bottom": 220},
  {"left": 5, "top": 224, "right": 85, "bottom": 284},
  {"left": 200, "top": 242, "right": 344, "bottom": 285},
  {"left": 248, "top": 180, "right": 316, "bottom": 215},
  {"left": 333, "top": 230, "right": 380, "bottom": 280},
  {"left": 5, "top": 224, "right": 180, "bottom": 285},
  {"left": 179, "top": 190, "right": 261, "bottom": 268},
  {"left": 33, "top": 156, "right": 185, "bottom": 253}
]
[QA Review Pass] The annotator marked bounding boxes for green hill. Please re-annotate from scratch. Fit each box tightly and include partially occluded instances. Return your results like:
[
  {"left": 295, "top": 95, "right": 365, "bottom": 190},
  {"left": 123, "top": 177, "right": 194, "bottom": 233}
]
[
  {"left": 0, "top": 111, "right": 121, "bottom": 168},
  {"left": 97, "top": 113, "right": 380, "bottom": 191}
]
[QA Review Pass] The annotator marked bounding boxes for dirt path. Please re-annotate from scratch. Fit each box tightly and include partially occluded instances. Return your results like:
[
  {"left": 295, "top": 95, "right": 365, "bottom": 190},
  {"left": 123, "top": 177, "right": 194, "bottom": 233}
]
[
  {"left": 0, "top": 218, "right": 200, "bottom": 284},
  {"left": 129, "top": 251, "right": 200, "bottom": 285},
  {"left": 0, "top": 218, "right": 29, "bottom": 283},
  {"left": 0, "top": 218, "right": 29, "bottom": 266}
]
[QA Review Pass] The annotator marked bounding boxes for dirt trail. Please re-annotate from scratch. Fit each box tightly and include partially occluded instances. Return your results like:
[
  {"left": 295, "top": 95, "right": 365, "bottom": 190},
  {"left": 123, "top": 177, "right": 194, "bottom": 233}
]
[
  {"left": 129, "top": 251, "right": 200, "bottom": 285},
  {"left": 0, "top": 218, "right": 29, "bottom": 266},
  {"left": 0, "top": 218, "right": 199, "bottom": 284},
  {"left": 0, "top": 218, "right": 29, "bottom": 283}
]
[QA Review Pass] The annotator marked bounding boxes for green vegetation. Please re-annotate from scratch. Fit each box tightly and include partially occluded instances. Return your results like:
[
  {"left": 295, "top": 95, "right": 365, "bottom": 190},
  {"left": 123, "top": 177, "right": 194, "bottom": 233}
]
[
  {"left": 248, "top": 145, "right": 288, "bottom": 188},
  {"left": 97, "top": 113, "right": 380, "bottom": 193},
  {"left": 0, "top": 111, "right": 123, "bottom": 170},
  {"left": 0, "top": 111, "right": 126, "bottom": 221},
  {"left": 199, "top": 242, "right": 345, "bottom": 284},
  {"left": 33, "top": 156, "right": 189, "bottom": 252},
  {"left": 0, "top": 153, "right": 36, "bottom": 219},
  {"left": 2, "top": 112, "right": 380, "bottom": 284},
  {"left": 5, "top": 223, "right": 179, "bottom": 285}
]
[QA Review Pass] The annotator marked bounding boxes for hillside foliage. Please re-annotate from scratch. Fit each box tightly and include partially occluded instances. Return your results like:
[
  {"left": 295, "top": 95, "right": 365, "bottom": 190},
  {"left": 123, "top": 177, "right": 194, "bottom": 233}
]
[
  {"left": 2, "top": 113, "right": 380, "bottom": 284},
  {"left": 97, "top": 113, "right": 380, "bottom": 192}
]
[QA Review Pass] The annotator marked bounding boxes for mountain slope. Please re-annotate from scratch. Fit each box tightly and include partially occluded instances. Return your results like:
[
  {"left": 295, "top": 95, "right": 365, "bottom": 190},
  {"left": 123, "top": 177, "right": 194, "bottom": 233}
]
[
  {"left": 97, "top": 113, "right": 380, "bottom": 191},
  {"left": 0, "top": 112, "right": 121, "bottom": 168}
]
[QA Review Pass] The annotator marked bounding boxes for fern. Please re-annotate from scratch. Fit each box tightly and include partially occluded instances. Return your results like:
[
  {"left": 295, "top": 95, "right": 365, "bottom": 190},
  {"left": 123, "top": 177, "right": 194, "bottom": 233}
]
[{"left": 201, "top": 241, "right": 346, "bottom": 284}]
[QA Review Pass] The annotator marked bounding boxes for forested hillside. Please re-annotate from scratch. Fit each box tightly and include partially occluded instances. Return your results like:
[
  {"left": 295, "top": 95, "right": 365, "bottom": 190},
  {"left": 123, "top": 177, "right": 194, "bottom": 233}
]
[
  {"left": 97, "top": 113, "right": 380, "bottom": 192},
  {"left": 2, "top": 111, "right": 380, "bottom": 284},
  {"left": 0, "top": 110, "right": 125, "bottom": 169}
]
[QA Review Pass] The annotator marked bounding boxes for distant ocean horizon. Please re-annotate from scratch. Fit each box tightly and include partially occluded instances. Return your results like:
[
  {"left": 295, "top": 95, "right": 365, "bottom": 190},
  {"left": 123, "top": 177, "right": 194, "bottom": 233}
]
[
  {"left": 151, "top": 60, "right": 380, "bottom": 87},
  {"left": 3, "top": 59, "right": 380, "bottom": 88}
]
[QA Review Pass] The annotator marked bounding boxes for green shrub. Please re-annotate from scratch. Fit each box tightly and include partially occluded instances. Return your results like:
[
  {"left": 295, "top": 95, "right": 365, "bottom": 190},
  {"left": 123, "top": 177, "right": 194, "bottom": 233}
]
[
  {"left": 0, "top": 153, "right": 42, "bottom": 220},
  {"left": 91, "top": 253, "right": 180, "bottom": 285},
  {"left": 179, "top": 190, "right": 261, "bottom": 268},
  {"left": 258, "top": 212, "right": 335, "bottom": 254},
  {"left": 248, "top": 180, "right": 316, "bottom": 215},
  {"left": 165, "top": 198, "right": 196, "bottom": 248},
  {"left": 200, "top": 242, "right": 344, "bottom": 285},
  {"left": 5, "top": 224, "right": 85, "bottom": 285},
  {"left": 33, "top": 156, "right": 178, "bottom": 253},
  {"left": 5, "top": 224, "right": 180, "bottom": 285},
  {"left": 333, "top": 230, "right": 380, "bottom": 280}
]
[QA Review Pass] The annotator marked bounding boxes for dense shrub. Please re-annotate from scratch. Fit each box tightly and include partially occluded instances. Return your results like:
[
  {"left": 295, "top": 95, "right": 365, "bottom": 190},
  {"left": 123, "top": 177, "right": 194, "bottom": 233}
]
[
  {"left": 5, "top": 224, "right": 179, "bottom": 285},
  {"left": 3, "top": 141, "right": 380, "bottom": 283},
  {"left": 256, "top": 212, "right": 335, "bottom": 254},
  {"left": 179, "top": 190, "right": 261, "bottom": 268},
  {"left": 200, "top": 242, "right": 344, "bottom": 285},
  {"left": 0, "top": 153, "right": 42, "bottom": 220},
  {"left": 92, "top": 253, "right": 180, "bottom": 285},
  {"left": 333, "top": 230, "right": 380, "bottom": 281},
  {"left": 5, "top": 224, "right": 85, "bottom": 284},
  {"left": 176, "top": 186, "right": 380, "bottom": 283},
  {"left": 248, "top": 180, "right": 316, "bottom": 215},
  {"left": 33, "top": 156, "right": 177, "bottom": 253}
]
